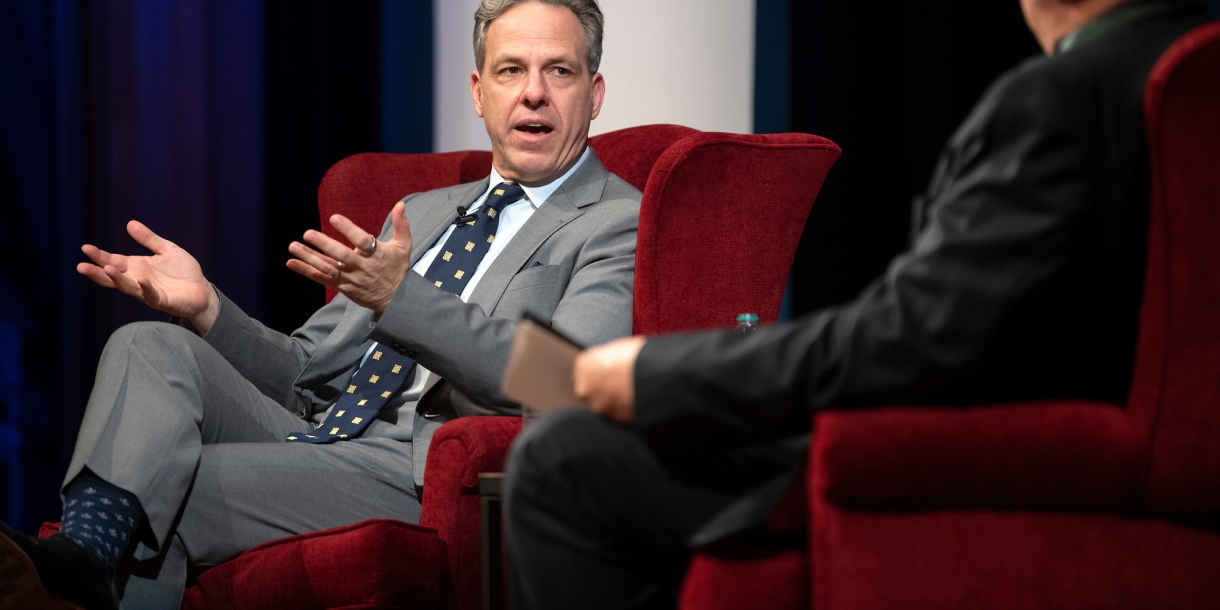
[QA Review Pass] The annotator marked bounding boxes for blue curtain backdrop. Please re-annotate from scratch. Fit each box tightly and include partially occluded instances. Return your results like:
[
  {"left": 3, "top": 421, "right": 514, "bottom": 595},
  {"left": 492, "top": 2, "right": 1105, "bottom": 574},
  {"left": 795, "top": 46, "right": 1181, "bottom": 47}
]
[
  {"left": 2, "top": 0, "right": 94, "bottom": 532},
  {"left": 0, "top": 0, "right": 433, "bottom": 533},
  {"left": 259, "top": 0, "right": 432, "bottom": 333},
  {"left": 0, "top": 0, "right": 270, "bottom": 532}
]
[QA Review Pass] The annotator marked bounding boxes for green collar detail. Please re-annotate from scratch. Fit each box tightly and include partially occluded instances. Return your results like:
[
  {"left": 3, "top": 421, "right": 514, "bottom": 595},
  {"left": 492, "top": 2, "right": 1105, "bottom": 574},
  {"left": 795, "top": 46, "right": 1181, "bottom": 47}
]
[{"left": 1058, "top": 1, "right": 1174, "bottom": 53}]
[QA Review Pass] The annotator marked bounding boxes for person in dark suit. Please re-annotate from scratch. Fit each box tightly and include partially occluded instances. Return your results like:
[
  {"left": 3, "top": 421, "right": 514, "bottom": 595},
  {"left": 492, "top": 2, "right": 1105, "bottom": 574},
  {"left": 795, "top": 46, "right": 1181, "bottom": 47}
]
[{"left": 503, "top": 1, "right": 1216, "bottom": 608}]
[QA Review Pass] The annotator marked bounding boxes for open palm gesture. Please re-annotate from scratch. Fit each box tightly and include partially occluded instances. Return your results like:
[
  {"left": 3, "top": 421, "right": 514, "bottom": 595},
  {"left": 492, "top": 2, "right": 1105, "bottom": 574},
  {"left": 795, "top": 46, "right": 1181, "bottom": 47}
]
[
  {"left": 77, "top": 221, "right": 215, "bottom": 321},
  {"left": 286, "top": 201, "right": 414, "bottom": 314}
]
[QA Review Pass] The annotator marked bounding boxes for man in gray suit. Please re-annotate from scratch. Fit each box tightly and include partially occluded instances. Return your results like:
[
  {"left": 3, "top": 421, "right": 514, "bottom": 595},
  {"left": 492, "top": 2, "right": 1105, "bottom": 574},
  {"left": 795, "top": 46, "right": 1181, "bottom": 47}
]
[{"left": 0, "top": 1, "right": 634, "bottom": 609}]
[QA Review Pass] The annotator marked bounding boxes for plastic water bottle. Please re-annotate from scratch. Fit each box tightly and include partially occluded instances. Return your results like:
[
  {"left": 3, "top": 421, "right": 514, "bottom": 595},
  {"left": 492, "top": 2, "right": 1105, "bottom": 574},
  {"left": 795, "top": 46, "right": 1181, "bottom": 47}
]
[
  {"left": 736, "top": 313, "right": 759, "bottom": 331},
  {"left": 522, "top": 404, "right": 540, "bottom": 428}
]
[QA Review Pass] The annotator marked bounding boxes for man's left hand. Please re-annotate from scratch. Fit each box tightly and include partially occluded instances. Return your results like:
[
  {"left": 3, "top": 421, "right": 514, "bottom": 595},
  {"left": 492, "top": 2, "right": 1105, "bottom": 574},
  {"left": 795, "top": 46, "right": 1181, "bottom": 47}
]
[
  {"left": 573, "top": 335, "right": 647, "bottom": 423},
  {"left": 287, "top": 202, "right": 413, "bottom": 315}
]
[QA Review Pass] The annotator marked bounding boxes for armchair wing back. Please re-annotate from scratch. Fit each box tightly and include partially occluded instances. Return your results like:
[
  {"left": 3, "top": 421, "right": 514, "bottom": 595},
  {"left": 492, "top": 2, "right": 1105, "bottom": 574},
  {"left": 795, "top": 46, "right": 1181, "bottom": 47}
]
[
  {"left": 588, "top": 123, "right": 699, "bottom": 191},
  {"left": 631, "top": 131, "right": 840, "bottom": 334},
  {"left": 1132, "top": 21, "right": 1220, "bottom": 512}
]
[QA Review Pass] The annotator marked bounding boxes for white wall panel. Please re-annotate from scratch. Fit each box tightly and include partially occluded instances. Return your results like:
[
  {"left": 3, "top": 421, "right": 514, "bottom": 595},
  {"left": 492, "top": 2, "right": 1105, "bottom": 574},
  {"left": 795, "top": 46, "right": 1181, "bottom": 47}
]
[
  {"left": 593, "top": 0, "right": 754, "bottom": 136},
  {"left": 434, "top": 0, "right": 490, "bottom": 152},
  {"left": 433, "top": 0, "right": 756, "bottom": 152}
]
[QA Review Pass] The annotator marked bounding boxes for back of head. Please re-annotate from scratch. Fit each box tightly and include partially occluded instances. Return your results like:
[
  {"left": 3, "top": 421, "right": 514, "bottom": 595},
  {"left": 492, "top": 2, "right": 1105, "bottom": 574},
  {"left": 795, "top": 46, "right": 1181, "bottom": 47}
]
[{"left": 1021, "top": 0, "right": 1169, "bottom": 53}]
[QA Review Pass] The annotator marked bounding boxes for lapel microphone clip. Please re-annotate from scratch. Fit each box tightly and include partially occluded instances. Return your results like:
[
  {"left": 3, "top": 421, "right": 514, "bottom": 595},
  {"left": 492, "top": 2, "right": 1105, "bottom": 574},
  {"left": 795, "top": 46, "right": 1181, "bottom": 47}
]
[{"left": 454, "top": 205, "right": 479, "bottom": 226}]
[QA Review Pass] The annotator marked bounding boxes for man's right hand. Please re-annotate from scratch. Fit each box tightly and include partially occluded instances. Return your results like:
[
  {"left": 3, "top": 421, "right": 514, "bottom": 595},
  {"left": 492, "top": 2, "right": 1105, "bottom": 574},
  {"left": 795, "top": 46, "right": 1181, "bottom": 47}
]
[
  {"left": 77, "top": 220, "right": 220, "bottom": 334},
  {"left": 573, "top": 335, "right": 647, "bottom": 424}
]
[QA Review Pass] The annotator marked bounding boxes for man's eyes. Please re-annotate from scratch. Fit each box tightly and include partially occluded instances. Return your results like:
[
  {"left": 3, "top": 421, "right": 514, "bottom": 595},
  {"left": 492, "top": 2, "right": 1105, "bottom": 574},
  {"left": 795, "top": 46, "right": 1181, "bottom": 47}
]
[{"left": 497, "top": 66, "right": 575, "bottom": 77}]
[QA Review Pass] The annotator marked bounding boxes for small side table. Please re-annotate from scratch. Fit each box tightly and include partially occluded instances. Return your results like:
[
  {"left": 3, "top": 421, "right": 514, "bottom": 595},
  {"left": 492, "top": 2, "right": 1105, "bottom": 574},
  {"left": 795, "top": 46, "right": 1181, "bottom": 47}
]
[{"left": 479, "top": 472, "right": 506, "bottom": 610}]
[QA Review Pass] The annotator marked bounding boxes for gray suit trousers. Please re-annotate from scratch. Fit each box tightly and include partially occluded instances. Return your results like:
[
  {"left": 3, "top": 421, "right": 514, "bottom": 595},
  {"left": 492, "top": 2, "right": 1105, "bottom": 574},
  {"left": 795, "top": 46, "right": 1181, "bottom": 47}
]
[{"left": 64, "top": 322, "right": 421, "bottom": 609}]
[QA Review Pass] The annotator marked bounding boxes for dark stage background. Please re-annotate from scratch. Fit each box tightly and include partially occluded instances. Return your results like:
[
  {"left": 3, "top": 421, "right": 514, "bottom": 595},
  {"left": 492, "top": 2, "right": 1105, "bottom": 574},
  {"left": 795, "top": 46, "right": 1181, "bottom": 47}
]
[{"left": 2, "top": 0, "right": 1217, "bottom": 532}]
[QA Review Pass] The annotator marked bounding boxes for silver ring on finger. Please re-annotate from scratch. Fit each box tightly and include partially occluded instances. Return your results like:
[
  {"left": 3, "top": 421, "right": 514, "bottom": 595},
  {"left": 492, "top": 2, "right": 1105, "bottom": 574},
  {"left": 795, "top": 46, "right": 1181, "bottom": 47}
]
[{"left": 359, "top": 234, "right": 378, "bottom": 256}]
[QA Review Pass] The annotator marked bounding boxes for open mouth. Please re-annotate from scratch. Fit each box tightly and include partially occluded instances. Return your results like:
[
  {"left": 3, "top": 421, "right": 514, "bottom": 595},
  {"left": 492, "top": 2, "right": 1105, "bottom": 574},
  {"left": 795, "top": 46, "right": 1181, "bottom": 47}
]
[{"left": 515, "top": 122, "right": 553, "bottom": 135}]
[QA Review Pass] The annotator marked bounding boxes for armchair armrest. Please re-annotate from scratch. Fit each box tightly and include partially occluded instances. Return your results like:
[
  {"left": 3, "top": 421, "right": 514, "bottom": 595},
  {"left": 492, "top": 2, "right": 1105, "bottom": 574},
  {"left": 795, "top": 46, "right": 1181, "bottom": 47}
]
[
  {"left": 813, "top": 401, "right": 1145, "bottom": 511},
  {"left": 420, "top": 415, "right": 522, "bottom": 610},
  {"left": 421, "top": 416, "right": 522, "bottom": 505}
]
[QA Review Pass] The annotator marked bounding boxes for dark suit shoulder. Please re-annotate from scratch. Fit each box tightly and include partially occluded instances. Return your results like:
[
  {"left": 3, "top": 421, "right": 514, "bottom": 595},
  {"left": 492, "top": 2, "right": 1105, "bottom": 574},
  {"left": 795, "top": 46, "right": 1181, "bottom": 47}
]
[
  {"left": 938, "top": 3, "right": 1210, "bottom": 199},
  {"left": 1045, "top": 2, "right": 1211, "bottom": 75},
  {"left": 977, "top": 3, "right": 1210, "bottom": 129}
]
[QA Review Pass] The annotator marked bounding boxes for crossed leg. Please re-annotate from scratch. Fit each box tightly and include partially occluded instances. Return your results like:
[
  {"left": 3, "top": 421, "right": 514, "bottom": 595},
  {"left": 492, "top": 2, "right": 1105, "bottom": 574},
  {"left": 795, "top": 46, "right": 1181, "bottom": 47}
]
[{"left": 59, "top": 322, "right": 420, "bottom": 608}]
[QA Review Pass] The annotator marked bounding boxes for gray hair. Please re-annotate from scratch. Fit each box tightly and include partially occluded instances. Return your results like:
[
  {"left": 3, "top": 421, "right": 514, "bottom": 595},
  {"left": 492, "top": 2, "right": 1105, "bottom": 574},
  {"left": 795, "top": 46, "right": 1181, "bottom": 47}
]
[{"left": 474, "top": 0, "right": 604, "bottom": 74}]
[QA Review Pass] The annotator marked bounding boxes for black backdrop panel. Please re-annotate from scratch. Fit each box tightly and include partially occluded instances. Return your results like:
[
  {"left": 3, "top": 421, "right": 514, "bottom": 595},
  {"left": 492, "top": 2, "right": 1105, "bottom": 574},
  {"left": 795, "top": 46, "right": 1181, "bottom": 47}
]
[
  {"left": 788, "top": 1, "right": 1040, "bottom": 315},
  {"left": 263, "top": 0, "right": 382, "bottom": 333}
]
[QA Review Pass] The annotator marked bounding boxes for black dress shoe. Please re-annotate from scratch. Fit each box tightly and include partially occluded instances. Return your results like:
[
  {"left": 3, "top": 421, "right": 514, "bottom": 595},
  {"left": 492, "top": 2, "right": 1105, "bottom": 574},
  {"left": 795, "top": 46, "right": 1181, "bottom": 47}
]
[{"left": 0, "top": 521, "right": 118, "bottom": 610}]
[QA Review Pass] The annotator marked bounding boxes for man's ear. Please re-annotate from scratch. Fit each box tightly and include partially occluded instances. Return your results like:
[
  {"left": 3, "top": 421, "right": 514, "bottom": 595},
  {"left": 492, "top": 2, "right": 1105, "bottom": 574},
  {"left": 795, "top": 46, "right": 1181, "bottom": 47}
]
[
  {"left": 470, "top": 70, "right": 485, "bottom": 118},
  {"left": 589, "top": 73, "right": 606, "bottom": 121}
]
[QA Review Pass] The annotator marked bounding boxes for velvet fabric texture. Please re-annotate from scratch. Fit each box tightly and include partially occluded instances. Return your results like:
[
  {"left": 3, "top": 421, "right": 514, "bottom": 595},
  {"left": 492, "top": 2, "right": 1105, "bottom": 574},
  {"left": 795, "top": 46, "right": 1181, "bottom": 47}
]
[
  {"left": 419, "top": 416, "right": 521, "bottom": 610},
  {"left": 1135, "top": 21, "right": 1220, "bottom": 513},
  {"left": 178, "top": 519, "right": 449, "bottom": 610},
  {"left": 816, "top": 402, "right": 1145, "bottom": 510},
  {"left": 679, "top": 549, "right": 809, "bottom": 610},
  {"left": 588, "top": 124, "right": 698, "bottom": 192},
  {"left": 40, "top": 520, "right": 448, "bottom": 609},
  {"left": 632, "top": 132, "right": 840, "bottom": 334}
]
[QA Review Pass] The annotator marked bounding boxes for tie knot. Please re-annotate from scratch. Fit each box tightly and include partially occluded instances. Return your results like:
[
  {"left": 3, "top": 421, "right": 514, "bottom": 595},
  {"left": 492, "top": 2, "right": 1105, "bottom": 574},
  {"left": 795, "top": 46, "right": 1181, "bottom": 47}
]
[{"left": 487, "top": 182, "right": 526, "bottom": 212}]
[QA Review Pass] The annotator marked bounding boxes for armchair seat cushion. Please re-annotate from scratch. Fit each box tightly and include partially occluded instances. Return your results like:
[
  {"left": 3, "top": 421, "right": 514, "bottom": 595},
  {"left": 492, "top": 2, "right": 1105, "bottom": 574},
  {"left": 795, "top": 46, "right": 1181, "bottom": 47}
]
[
  {"left": 816, "top": 401, "right": 1145, "bottom": 510},
  {"left": 181, "top": 519, "right": 449, "bottom": 610},
  {"left": 679, "top": 547, "right": 808, "bottom": 610}
]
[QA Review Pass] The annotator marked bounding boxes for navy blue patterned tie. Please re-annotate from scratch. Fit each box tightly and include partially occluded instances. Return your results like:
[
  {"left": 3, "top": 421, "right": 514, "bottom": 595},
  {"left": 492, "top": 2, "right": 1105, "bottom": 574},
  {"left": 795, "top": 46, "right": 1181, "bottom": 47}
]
[
  {"left": 287, "top": 183, "right": 525, "bottom": 444},
  {"left": 421, "top": 183, "right": 525, "bottom": 292}
]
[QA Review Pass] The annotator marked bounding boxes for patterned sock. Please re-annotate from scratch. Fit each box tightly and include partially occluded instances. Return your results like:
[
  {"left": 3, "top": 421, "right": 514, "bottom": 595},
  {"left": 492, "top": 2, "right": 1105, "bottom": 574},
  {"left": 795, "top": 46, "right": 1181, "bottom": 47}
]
[{"left": 58, "top": 474, "right": 143, "bottom": 582}]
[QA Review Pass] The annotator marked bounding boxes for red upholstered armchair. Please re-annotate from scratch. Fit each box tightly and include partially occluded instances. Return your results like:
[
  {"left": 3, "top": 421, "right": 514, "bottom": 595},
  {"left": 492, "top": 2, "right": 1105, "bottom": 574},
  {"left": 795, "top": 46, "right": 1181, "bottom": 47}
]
[
  {"left": 680, "top": 22, "right": 1220, "bottom": 610},
  {"left": 143, "top": 124, "right": 839, "bottom": 609}
]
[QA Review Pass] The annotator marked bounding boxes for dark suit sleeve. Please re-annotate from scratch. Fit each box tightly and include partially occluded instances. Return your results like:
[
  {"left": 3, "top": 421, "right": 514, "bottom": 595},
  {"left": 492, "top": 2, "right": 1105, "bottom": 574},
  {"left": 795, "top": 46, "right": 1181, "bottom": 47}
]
[{"left": 634, "top": 68, "right": 1090, "bottom": 445}]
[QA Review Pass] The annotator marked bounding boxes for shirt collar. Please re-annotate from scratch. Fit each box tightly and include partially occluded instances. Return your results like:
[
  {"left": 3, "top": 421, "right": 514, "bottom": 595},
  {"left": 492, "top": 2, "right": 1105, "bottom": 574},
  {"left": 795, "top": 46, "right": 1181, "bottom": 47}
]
[
  {"left": 1057, "top": 0, "right": 1175, "bottom": 54},
  {"left": 484, "top": 146, "right": 592, "bottom": 210}
]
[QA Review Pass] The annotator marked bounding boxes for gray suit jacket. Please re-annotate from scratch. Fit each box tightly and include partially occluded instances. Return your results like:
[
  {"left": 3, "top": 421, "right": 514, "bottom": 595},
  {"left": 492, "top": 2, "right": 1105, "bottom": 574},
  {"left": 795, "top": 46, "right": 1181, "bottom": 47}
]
[{"left": 198, "top": 151, "right": 640, "bottom": 486}]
